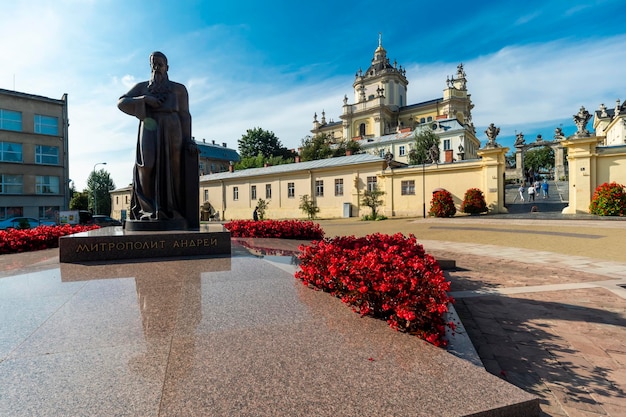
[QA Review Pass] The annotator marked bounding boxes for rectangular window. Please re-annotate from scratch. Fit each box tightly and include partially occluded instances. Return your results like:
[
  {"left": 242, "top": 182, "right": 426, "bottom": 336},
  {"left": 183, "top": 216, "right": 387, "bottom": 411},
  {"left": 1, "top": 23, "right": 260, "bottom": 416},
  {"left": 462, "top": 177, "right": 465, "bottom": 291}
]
[
  {"left": 39, "top": 206, "right": 59, "bottom": 220},
  {"left": 251, "top": 185, "right": 257, "bottom": 200},
  {"left": 0, "top": 142, "right": 23, "bottom": 162},
  {"left": 233, "top": 186, "right": 239, "bottom": 201},
  {"left": 401, "top": 180, "right": 416, "bottom": 195},
  {"left": 36, "top": 176, "right": 60, "bottom": 194},
  {"left": 34, "top": 114, "right": 59, "bottom": 135},
  {"left": 379, "top": 149, "right": 385, "bottom": 158},
  {"left": 116, "top": 196, "right": 119, "bottom": 205},
  {"left": 315, "top": 180, "right": 324, "bottom": 197},
  {"left": 265, "top": 184, "right": 271, "bottom": 199},
  {"left": 367, "top": 176, "right": 377, "bottom": 192},
  {"left": 443, "top": 139, "right": 451, "bottom": 151},
  {"left": 0, "top": 174, "right": 23, "bottom": 194},
  {"left": 203, "top": 189, "right": 208, "bottom": 202},
  {"left": 35, "top": 145, "right": 59, "bottom": 164},
  {"left": 335, "top": 178, "right": 344, "bottom": 196},
  {"left": 399, "top": 145, "right": 406, "bottom": 156},
  {"left": 287, "top": 182, "right": 295, "bottom": 198},
  {"left": 0, "top": 206, "right": 23, "bottom": 219},
  {"left": 0, "top": 109, "right": 22, "bottom": 131}
]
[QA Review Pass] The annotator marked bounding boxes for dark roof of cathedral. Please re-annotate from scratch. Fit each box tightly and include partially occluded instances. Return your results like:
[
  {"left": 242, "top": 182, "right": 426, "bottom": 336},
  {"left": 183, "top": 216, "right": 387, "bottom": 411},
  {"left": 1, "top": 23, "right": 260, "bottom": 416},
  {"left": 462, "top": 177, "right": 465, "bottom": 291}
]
[{"left": 400, "top": 98, "right": 444, "bottom": 111}]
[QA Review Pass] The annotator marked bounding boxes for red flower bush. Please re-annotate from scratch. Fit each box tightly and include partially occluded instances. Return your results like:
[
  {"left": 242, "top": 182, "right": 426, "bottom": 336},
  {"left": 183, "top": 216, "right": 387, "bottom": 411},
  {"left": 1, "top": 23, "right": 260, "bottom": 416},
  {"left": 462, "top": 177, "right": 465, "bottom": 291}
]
[
  {"left": 460, "top": 188, "right": 488, "bottom": 214},
  {"left": 224, "top": 219, "right": 324, "bottom": 239},
  {"left": 295, "top": 233, "right": 454, "bottom": 347},
  {"left": 429, "top": 189, "right": 456, "bottom": 218},
  {"left": 0, "top": 224, "right": 100, "bottom": 255},
  {"left": 589, "top": 182, "right": 626, "bottom": 216}
]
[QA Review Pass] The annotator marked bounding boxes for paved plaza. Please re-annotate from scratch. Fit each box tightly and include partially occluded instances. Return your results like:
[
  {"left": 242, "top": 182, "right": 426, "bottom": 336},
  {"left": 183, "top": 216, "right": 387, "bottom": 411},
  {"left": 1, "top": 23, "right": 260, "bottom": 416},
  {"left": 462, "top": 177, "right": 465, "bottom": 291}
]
[{"left": 1, "top": 193, "right": 625, "bottom": 416}]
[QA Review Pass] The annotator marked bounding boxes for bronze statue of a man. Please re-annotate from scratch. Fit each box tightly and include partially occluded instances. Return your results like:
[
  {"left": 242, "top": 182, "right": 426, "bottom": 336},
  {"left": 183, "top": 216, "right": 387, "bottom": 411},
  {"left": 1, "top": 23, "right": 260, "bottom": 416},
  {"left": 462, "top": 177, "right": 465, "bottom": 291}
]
[{"left": 118, "top": 51, "right": 199, "bottom": 230}]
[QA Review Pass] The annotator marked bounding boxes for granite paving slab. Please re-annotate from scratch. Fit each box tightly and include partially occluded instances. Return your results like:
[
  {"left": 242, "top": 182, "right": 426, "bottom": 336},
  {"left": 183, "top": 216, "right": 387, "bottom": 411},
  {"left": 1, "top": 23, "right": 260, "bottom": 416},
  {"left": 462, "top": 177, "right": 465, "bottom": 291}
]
[{"left": 0, "top": 242, "right": 538, "bottom": 417}]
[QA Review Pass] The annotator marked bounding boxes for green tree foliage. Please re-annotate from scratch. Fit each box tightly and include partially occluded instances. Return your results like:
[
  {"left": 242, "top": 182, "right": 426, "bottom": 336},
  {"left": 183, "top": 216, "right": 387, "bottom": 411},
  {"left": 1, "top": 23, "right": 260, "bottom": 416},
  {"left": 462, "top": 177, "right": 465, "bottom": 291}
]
[
  {"left": 238, "top": 127, "right": 294, "bottom": 160},
  {"left": 361, "top": 185, "right": 385, "bottom": 220},
  {"left": 524, "top": 146, "right": 554, "bottom": 173},
  {"left": 234, "top": 154, "right": 293, "bottom": 170},
  {"left": 299, "top": 134, "right": 334, "bottom": 161},
  {"left": 299, "top": 194, "right": 320, "bottom": 219},
  {"left": 299, "top": 134, "right": 362, "bottom": 162},
  {"left": 87, "top": 169, "right": 115, "bottom": 215},
  {"left": 69, "top": 191, "right": 90, "bottom": 210},
  {"left": 409, "top": 128, "right": 440, "bottom": 165}
]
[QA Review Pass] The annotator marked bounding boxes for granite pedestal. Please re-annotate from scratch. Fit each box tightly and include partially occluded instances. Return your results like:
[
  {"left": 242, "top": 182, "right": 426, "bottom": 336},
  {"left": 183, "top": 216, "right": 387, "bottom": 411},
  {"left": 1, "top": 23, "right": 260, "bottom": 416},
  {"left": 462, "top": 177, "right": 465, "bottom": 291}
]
[{"left": 59, "top": 223, "right": 230, "bottom": 263}]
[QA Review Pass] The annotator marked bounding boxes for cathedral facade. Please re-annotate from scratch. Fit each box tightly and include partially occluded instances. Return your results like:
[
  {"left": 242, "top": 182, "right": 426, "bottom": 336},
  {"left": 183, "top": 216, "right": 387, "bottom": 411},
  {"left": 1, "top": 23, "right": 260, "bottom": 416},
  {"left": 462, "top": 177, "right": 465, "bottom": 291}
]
[{"left": 311, "top": 37, "right": 481, "bottom": 164}]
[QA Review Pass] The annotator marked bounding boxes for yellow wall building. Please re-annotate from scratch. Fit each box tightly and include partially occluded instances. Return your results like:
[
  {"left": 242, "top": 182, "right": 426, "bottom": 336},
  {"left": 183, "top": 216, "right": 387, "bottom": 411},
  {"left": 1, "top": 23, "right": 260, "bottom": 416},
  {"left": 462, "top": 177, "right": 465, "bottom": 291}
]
[{"left": 198, "top": 148, "right": 508, "bottom": 221}]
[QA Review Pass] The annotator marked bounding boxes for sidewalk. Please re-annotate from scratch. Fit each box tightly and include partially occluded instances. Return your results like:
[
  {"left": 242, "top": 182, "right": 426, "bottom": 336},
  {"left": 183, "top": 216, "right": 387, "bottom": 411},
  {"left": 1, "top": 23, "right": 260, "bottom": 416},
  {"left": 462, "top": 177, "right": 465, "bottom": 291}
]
[{"left": 317, "top": 216, "right": 626, "bottom": 416}]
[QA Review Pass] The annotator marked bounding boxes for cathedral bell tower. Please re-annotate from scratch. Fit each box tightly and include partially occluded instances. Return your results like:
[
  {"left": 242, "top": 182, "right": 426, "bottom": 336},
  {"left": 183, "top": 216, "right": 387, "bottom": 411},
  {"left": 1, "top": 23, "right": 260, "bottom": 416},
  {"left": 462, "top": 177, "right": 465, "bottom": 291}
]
[{"left": 340, "top": 34, "right": 409, "bottom": 140}]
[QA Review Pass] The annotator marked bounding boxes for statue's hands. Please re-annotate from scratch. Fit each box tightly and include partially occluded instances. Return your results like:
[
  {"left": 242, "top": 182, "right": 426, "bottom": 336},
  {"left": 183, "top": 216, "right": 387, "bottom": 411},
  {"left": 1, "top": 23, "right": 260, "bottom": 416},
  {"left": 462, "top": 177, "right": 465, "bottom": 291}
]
[{"left": 143, "top": 95, "right": 160, "bottom": 108}]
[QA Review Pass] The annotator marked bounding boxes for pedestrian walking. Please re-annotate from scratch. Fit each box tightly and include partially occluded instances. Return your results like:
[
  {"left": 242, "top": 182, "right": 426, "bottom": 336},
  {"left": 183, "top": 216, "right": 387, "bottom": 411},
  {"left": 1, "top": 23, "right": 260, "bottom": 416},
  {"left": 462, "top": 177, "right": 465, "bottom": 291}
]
[
  {"left": 253, "top": 206, "right": 259, "bottom": 221},
  {"left": 518, "top": 184, "right": 525, "bottom": 202},
  {"left": 542, "top": 179, "right": 549, "bottom": 199},
  {"left": 528, "top": 184, "right": 535, "bottom": 202}
]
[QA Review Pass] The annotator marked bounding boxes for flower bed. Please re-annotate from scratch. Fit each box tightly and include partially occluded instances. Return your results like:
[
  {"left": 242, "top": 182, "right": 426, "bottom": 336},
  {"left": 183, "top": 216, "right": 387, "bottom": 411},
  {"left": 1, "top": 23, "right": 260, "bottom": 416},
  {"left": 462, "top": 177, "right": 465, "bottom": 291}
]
[
  {"left": 589, "top": 182, "right": 626, "bottom": 216},
  {"left": 224, "top": 219, "right": 324, "bottom": 240},
  {"left": 429, "top": 189, "right": 456, "bottom": 218},
  {"left": 0, "top": 224, "right": 100, "bottom": 255},
  {"left": 295, "top": 233, "right": 454, "bottom": 347},
  {"left": 461, "top": 188, "right": 488, "bottom": 214}
]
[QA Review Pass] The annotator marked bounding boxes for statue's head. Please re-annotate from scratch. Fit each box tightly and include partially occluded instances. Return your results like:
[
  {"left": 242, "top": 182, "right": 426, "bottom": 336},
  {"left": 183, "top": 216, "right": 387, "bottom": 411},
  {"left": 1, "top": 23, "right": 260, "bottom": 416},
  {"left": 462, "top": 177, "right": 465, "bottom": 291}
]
[{"left": 149, "top": 51, "right": 169, "bottom": 75}]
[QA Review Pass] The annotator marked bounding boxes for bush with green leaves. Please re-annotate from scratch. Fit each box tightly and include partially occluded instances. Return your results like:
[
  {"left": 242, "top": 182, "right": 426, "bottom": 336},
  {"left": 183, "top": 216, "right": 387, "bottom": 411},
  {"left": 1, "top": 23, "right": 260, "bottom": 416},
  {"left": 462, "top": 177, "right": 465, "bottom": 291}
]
[
  {"left": 299, "top": 194, "right": 320, "bottom": 219},
  {"left": 589, "top": 182, "right": 626, "bottom": 216},
  {"left": 428, "top": 189, "right": 456, "bottom": 218}
]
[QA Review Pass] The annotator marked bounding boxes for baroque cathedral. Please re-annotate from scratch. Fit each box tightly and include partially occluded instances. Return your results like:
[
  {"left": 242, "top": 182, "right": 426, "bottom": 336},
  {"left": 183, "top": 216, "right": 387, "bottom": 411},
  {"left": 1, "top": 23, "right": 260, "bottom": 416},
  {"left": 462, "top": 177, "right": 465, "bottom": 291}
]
[{"left": 311, "top": 36, "right": 481, "bottom": 164}]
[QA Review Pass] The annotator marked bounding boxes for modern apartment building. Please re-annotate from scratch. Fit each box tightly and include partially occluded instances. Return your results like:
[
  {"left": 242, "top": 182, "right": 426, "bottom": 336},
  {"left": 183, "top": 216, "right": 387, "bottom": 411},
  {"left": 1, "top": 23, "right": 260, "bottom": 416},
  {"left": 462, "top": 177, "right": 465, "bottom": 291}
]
[{"left": 0, "top": 88, "right": 69, "bottom": 221}]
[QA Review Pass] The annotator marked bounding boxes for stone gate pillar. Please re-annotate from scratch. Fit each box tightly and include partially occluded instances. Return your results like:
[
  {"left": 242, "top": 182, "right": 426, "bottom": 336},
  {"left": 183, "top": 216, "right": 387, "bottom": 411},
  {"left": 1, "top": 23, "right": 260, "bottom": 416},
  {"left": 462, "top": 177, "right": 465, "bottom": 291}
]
[
  {"left": 477, "top": 146, "right": 509, "bottom": 214},
  {"left": 515, "top": 147, "right": 524, "bottom": 181},
  {"left": 561, "top": 136, "right": 599, "bottom": 214},
  {"left": 553, "top": 144, "right": 565, "bottom": 180}
]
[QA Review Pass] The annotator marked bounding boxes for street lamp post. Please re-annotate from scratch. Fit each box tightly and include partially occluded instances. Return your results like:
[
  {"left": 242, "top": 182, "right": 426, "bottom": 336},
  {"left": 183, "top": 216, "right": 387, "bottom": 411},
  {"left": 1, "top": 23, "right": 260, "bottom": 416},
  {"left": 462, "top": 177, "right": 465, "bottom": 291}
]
[{"left": 93, "top": 162, "right": 107, "bottom": 215}]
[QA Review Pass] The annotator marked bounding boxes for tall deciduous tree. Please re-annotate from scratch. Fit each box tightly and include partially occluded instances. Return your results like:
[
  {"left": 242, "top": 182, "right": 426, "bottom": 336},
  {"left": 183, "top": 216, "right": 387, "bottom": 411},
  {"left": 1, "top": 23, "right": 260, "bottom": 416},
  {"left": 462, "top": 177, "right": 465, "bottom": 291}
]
[
  {"left": 69, "top": 191, "right": 89, "bottom": 210},
  {"left": 361, "top": 184, "right": 385, "bottom": 220},
  {"left": 299, "top": 134, "right": 361, "bottom": 162},
  {"left": 238, "top": 127, "right": 294, "bottom": 160},
  {"left": 524, "top": 146, "right": 554, "bottom": 173},
  {"left": 299, "top": 134, "right": 333, "bottom": 161},
  {"left": 409, "top": 128, "right": 440, "bottom": 165},
  {"left": 87, "top": 169, "right": 115, "bottom": 215}
]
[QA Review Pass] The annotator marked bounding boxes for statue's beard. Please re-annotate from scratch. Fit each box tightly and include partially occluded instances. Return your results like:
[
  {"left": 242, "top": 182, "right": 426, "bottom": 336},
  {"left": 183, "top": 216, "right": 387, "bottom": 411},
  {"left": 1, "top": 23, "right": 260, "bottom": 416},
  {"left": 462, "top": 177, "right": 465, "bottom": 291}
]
[{"left": 148, "top": 71, "right": 170, "bottom": 94}]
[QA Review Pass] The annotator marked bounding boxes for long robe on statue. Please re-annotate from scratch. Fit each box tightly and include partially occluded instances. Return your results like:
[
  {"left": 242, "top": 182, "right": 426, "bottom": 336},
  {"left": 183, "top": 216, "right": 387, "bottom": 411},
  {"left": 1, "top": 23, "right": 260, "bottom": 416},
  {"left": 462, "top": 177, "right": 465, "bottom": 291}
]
[{"left": 118, "top": 80, "right": 193, "bottom": 224}]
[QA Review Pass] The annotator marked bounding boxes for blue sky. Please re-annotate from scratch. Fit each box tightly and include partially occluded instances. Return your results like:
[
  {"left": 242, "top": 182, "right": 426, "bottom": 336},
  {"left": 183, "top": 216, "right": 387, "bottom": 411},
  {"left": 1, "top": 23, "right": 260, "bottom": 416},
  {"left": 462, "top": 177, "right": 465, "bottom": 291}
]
[{"left": 2, "top": 0, "right": 626, "bottom": 190}]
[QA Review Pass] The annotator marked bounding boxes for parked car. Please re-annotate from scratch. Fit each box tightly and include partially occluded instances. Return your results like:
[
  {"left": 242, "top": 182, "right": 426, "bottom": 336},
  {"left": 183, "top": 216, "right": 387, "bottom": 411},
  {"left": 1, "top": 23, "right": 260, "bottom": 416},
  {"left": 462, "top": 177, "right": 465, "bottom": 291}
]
[
  {"left": 91, "top": 215, "right": 122, "bottom": 227},
  {"left": 0, "top": 217, "right": 55, "bottom": 230}
]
